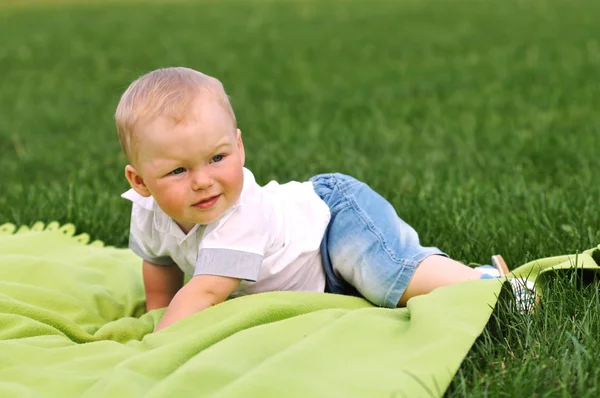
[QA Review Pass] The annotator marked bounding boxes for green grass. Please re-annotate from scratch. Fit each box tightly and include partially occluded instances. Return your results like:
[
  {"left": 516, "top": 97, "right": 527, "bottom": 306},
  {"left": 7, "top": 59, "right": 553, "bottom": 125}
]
[{"left": 1, "top": 0, "right": 600, "bottom": 395}]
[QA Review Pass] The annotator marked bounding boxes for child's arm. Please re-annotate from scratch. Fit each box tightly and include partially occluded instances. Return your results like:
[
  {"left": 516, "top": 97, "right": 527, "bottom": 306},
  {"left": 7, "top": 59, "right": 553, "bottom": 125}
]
[
  {"left": 143, "top": 260, "right": 184, "bottom": 311},
  {"left": 154, "top": 274, "right": 241, "bottom": 332}
]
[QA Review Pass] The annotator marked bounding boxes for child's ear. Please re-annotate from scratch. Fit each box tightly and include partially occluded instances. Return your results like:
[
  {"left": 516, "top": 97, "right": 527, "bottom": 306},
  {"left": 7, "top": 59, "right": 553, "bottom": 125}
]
[
  {"left": 125, "top": 165, "right": 151, "bottom": 197},
  {"left": 236, "top": 128, "right": 245, "bottom": 166}
]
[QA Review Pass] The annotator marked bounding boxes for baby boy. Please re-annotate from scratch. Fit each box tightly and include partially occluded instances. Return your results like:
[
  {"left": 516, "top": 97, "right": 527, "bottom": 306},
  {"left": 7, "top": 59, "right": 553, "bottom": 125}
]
[{"left": 115, "top": 67, "right": 531, "bottom": 331}]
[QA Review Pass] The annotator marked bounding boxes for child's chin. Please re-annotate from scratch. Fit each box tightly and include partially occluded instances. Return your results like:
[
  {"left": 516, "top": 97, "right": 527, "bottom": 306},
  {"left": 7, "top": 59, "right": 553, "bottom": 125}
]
[{"left": 194, "top": 210, "right": 226, "bottom": 225}]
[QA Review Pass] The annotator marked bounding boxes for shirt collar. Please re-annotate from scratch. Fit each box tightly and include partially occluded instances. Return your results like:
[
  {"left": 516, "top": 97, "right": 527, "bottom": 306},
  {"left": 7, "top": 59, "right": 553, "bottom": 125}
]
[
  {"left": 121, "top": 189, "right": 204, "bottom": 240},
  {"left": 121, "top": 189, "right": 154, "bottom": 210},
  {"left": 121, "top": 189, "right": 176, "bottom": 235}
]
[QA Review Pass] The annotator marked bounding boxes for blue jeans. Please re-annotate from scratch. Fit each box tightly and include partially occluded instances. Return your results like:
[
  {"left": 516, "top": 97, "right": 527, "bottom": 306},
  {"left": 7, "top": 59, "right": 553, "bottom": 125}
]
[{"left": 310, "top": 173, "right": 447, "bottom": 308}]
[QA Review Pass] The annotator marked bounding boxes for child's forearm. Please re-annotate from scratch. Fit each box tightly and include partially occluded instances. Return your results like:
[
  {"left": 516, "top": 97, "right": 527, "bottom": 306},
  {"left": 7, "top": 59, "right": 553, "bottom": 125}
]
[
  {"left": 154, "top": 274, "right": 240, "bottom": 332},
  {"left": 154, "top": 289, "right": 218, "bottom": 331}
]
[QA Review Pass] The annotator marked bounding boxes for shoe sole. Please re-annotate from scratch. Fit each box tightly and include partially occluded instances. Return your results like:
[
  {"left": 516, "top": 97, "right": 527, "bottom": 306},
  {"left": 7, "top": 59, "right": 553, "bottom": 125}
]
[{"left": 491, "top": 254, "right": 510, "bottom": 277}]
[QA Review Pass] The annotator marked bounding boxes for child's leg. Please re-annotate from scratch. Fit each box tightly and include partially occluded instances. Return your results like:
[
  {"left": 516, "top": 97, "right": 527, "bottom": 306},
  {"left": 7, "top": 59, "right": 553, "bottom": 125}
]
[
  {"left": 311, "top": 172, "right": 488, "bottom": 308},
  {"left": 397, "top": 255, "right": 483, "bottom": 306},
  {"left": 400, "top": 255, "right": 537, "bottom": 311}
]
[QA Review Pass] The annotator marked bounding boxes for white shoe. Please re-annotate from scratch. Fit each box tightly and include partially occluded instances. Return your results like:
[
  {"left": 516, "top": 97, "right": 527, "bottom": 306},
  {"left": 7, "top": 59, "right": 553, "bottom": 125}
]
[
  {"left": 485, "top": 255, "right": 538, "bottom": 313},
  {"left": 508, "top": 277, "right": 537, "bottom": 313}
]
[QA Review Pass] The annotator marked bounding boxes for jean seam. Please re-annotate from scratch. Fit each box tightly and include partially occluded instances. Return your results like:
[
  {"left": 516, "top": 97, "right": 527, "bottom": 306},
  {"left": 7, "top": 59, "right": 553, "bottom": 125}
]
[
  {"left": 383, "top": 258, "right": 419, "bottom": 307},
  {"left": 326, "top": 174, "right": 352, "bottom": 217},
  {"left": 340, "top": 190, "right": 403, "bottom": 264}
]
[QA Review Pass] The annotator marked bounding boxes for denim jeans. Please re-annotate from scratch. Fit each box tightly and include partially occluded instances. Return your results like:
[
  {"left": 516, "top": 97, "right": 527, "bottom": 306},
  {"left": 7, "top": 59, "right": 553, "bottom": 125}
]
[{"left": 310, "top": 173, "right": 447, "bottom": 308}]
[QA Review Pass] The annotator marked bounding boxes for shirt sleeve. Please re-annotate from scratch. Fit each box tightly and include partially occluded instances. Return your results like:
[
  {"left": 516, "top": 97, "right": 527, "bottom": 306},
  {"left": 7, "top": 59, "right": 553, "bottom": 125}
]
[
  {"left": 194, "top": 202, "right": 271, "bottom": 282},
  {"left": 128, "top": 206, "right": 174, "bottom": 266}
]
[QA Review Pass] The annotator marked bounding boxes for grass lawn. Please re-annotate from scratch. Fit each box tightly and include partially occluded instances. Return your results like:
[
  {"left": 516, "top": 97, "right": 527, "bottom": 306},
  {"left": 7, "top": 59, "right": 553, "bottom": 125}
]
[{"left": 1, "top": 0, "right": 600, "bottom": 395}]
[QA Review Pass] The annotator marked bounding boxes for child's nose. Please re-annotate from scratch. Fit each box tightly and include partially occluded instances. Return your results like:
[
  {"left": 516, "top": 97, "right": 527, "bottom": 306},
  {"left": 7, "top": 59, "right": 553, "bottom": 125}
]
[{"left": 191, "top": 169, "right": 214, "bottom": 190}]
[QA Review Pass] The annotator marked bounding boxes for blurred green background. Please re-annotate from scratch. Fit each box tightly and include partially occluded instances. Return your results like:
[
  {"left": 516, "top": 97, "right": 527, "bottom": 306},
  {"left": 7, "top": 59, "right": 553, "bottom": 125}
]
[
  {"left": 3, "top": 0, "right": 600, "bottom": 266},
  {"left": 1, "top": 0, "right": 600, "bottom": 394}
]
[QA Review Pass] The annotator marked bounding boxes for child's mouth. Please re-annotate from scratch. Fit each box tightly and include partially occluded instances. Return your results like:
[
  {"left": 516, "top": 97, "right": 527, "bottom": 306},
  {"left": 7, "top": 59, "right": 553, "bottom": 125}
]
[{"left": 193, "top": 194, "right": 221, "bottom": 210}]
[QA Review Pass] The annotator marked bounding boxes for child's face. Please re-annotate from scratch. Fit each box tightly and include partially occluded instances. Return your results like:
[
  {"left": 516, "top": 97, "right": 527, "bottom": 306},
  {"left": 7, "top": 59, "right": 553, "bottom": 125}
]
[{"left": 129, "top": 96, "right": 245, "bottom": 232}]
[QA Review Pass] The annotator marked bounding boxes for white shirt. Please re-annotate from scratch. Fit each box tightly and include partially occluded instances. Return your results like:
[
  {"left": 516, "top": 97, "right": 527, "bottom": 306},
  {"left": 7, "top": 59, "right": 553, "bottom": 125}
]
[{"left": 122, "top": 168, "right": 331, "bottom": 297}]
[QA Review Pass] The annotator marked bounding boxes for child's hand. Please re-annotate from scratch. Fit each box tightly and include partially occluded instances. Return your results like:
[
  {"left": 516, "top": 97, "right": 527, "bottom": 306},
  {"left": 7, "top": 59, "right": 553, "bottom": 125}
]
[{"left": 154, "top": 274, "right": 240, "bottom": 332}]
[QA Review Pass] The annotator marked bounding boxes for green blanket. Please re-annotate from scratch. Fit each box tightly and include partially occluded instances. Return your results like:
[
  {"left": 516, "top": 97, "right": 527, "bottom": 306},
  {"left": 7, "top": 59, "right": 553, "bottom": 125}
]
[{"left": 1, "top": 222, "right": 598, "bottom": 397}]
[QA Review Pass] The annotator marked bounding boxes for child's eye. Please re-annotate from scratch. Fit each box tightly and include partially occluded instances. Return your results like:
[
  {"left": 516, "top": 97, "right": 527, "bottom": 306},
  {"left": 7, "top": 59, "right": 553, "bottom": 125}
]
[
  {"left": 170, "top": 167, "right": 185, "bottom": 175},
  {"left": 211, "top": 154, "right": 225, "bottom": 163}
]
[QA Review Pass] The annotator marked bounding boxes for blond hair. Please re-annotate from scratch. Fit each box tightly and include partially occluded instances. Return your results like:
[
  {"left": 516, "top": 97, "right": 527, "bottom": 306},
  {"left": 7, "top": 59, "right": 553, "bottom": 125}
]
[{"left": 115, "top": 67, "right": 236, "bottom": 163}]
